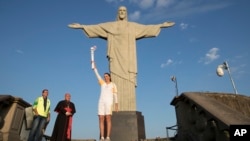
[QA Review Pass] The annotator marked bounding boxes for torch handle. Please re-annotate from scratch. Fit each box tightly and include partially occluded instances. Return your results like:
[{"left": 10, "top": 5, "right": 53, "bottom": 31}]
[
  {"left": 91, "top": 51, "right": 94, "bottom": 69},
  {"left": 90, "top": 46, "right": 96, "bottom": 69}
]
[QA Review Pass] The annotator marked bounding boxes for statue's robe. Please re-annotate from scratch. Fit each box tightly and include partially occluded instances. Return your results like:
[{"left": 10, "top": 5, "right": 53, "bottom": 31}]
[{"left": 82, "top": 21, "right": 162, "bottom": 111}]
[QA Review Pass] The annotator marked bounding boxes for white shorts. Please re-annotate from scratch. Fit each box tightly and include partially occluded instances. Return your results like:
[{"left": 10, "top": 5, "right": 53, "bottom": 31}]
[{"left": 98, "top": 102, "right": 113, "bottom": 115}]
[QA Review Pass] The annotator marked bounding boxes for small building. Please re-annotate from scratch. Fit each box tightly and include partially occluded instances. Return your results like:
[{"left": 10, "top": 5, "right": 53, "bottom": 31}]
[{"left": 170, "top": 92, "right": 250, "bottom": 141}]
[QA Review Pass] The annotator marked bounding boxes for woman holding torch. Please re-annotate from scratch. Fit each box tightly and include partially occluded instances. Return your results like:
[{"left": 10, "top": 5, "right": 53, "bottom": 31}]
[{"left": 91, "top": 46, "right": 118, "bottom": 141}]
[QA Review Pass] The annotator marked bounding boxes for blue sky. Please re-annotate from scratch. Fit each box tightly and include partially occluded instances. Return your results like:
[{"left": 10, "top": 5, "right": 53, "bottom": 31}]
[{"left": 1, "top": 0, "right": 250, "bottom": 139}]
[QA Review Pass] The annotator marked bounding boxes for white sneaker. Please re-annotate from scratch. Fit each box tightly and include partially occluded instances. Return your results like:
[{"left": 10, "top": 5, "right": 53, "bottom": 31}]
[
  {"left": 105, "top": 137, "right": 111, "bottom": 141},
  {"left": 100, "top": 137, "right": 105, "bottom": 141}
]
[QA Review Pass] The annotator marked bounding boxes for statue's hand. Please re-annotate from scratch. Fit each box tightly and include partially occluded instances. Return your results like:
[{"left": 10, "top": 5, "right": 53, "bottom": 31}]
[
  {"left": 68, "top": 23, "right": 82, "bottom": 29},
  {"left": 161, "top": 22, "right": 175, "bottom": 28}
]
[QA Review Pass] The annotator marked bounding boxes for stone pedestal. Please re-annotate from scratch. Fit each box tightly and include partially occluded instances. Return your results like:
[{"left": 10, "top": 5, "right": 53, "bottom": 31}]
[
  {"left": 0, "top": 95, "right": 31, "bottom": 141},
  {"left": 110, "top": 111, "right": 146, "bottom": 141}
]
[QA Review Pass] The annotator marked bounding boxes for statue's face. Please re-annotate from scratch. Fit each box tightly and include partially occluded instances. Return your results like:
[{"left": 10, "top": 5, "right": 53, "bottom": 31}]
[{"left": 118, "top": 6, "right": 127, "bottom": 20}]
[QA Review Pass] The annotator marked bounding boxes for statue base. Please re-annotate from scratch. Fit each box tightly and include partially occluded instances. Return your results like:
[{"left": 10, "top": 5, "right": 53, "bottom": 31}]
[{"left": 110, "top": 111, "right": 146, "bottom": 141}]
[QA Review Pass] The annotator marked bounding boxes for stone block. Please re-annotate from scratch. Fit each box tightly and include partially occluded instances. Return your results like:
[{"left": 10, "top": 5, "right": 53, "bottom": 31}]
[{"left": 111, "top": 111, "right": 146, "bottom": 141}]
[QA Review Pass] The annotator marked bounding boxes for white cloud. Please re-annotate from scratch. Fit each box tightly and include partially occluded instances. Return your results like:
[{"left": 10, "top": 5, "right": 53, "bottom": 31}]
[
  {"left": 16, "top": 49, "right": 24, "bottom": 54},
  {"left": 189, "top": 37, "right": 197, "bottom": 43},
  {"left": 140, "top": 0, "right": 154, "bottom": 9},
  {"left": 180, "top": 22, "right": 188, "bottom": 30},
  {"left": 200, "top": 47, "right": 220, "bottom": 64},
  {"left": 105, "top": 0, "right": 231, "bottom": 23},
  {"left": 129, "top": 0, "right": 231, "bottom": 22},
  {"left": 156, "top": 0, "right": 173, "bottom": 8},
  {"left": 129, "top": 11, "right": 141, "bottom": 21},
  {"left": 130, "top": 0, "right": 154, "bottom": 9},
  {"left": 161, "top": 59, "right": 173, "bottom": 68},
  {"left": 105, "top": 0, "right": 124, "bottom": 3}
]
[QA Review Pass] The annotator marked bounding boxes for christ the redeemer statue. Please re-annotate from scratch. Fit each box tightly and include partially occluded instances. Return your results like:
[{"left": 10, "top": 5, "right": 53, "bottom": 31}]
[{"left": 68, "top": 6, "right": 175, "bottom": 111}]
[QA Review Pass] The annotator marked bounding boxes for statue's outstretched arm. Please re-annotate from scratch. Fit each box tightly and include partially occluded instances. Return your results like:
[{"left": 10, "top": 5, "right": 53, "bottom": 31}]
[
  {"left": 160, "top": 22, "right": 175, "bottom": 28},
  {"left": 68, "top": 23, "right": 84, "bottom": 29}
]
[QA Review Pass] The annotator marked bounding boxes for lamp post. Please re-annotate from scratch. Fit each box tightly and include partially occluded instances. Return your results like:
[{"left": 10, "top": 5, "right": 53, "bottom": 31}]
[
  {"left": 171, "top": 76, "right": 179, "bottom": 96},
  {"left": 216, "top": 61, "right": 238, "bottom": 94}
]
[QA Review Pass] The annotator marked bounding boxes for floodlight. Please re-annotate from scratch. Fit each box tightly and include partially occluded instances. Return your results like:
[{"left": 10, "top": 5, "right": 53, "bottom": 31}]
[{"left": 216, "top": 61, "right": 238, "bottom": 94}]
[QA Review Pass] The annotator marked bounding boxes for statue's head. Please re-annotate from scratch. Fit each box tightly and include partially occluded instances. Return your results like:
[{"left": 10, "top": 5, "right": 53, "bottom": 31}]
[{"left": 116, "top": 6, "right": 128, "bottom": 21}]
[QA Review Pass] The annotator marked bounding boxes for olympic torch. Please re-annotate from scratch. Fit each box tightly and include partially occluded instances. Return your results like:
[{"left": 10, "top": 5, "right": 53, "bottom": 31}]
[{"left": 90, "top": 46, "right": 97, "bottom": 69}]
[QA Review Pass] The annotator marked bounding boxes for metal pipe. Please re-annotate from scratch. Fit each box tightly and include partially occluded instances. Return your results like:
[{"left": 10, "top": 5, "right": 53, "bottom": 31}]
[{"left": 223, "top": 61, "right": 238, "bottom": 94}]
